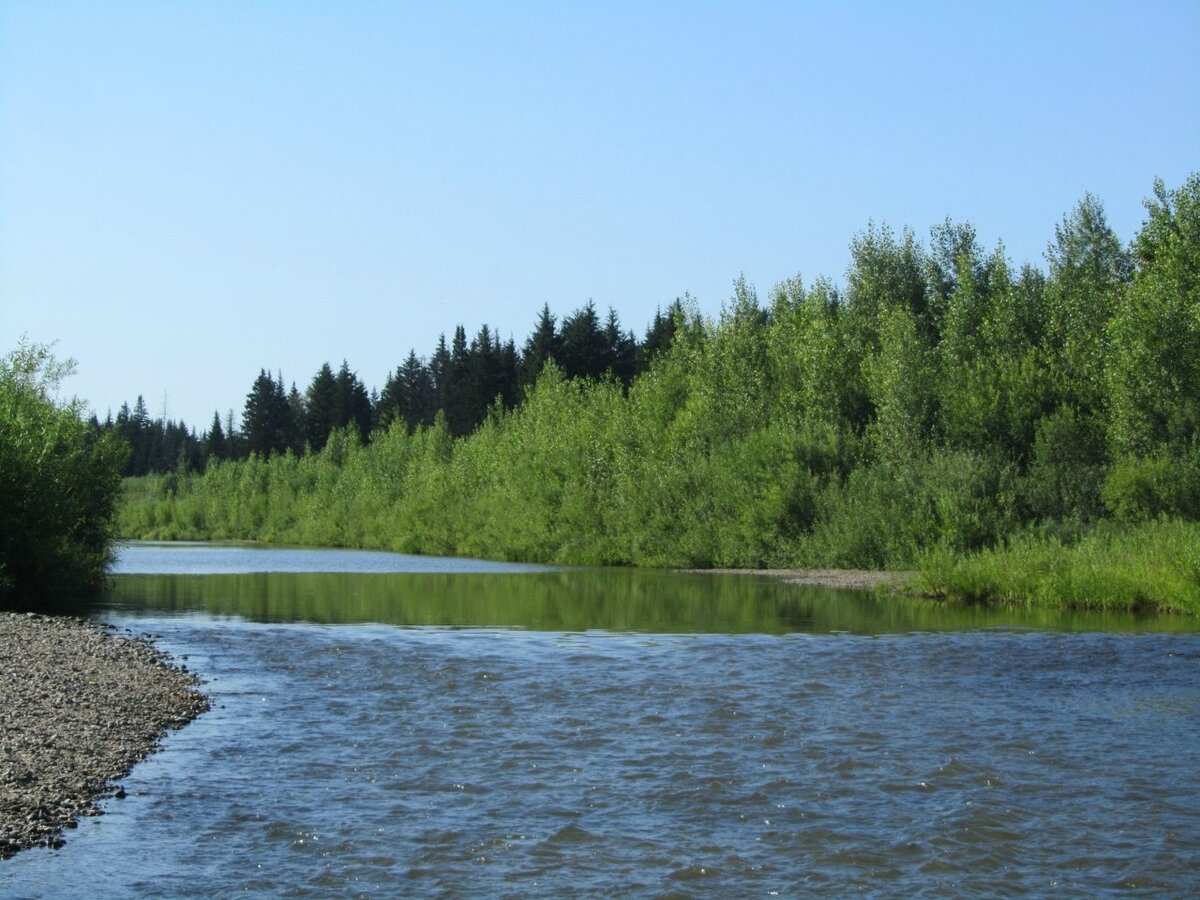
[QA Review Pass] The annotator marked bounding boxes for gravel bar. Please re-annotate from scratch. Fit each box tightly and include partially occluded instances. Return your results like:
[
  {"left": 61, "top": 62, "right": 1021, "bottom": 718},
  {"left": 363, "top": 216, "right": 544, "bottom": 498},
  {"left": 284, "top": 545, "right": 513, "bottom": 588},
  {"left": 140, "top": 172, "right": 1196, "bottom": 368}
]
[
  {"left": 677, "top": 568, "right": 912, "bottom": 590},
  {"left": 0, "top": 612, "right": 209, "bottom": 859}
]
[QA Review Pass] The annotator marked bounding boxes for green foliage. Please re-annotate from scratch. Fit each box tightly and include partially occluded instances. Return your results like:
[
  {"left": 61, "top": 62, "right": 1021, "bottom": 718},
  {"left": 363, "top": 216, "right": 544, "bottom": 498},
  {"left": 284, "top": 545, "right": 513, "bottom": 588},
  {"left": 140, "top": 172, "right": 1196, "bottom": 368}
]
[
  {"left": 1102, "top": 453, "right": 1200, "bottom": 522},
  {"left": 915, "top": 520, "right": 1200, "bottom": 615},
  {"left": 117, "top": 175, "right": 1200, "bottom": 612},
  {"left": 1108, "top": 174, "right": 1200, "bottom": 457},
  {"left": 0, "top": 340, "right": 127, "bottom": 604},
  {"left": 1024, "top": 406, "right": 1108, "bottom": 521}
]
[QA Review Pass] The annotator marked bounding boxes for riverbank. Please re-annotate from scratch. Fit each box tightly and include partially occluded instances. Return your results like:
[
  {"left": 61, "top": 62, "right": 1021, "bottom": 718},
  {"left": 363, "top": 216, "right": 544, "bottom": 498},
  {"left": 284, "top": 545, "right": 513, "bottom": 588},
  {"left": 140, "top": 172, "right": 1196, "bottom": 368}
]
[
  {"left": 912, "top": 519, "right": 1200, "bottom": 616},
  {"left": 0, "top": 612, "right": 209, "bottom": 859},
  {"left": 678, "top": 568, "right": 912, "bottom": 591}
]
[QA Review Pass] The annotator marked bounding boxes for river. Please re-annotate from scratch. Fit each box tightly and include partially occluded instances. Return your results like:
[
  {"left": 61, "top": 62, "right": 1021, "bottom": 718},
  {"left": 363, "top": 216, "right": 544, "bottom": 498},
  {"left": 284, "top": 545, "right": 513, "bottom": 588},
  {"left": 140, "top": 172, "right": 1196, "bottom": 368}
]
[{"left": 4, "top": 542, "right": 1199, "bottom": 896}]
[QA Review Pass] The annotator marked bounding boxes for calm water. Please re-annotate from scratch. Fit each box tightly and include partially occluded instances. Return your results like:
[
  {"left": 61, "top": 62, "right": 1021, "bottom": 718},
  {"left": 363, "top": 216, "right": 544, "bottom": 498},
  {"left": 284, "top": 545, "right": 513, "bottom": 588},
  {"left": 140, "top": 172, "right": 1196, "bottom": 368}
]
[{"left": 4, "top": 544, "right": 1200, "bottom": 897}]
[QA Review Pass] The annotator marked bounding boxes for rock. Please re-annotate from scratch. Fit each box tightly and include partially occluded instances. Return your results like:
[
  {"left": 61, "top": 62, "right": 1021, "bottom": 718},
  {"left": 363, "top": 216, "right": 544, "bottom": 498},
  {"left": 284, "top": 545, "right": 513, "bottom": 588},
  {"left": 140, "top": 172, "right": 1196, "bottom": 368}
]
[{"left": 0, "top": 612, "right": 209, "bottom": 858}]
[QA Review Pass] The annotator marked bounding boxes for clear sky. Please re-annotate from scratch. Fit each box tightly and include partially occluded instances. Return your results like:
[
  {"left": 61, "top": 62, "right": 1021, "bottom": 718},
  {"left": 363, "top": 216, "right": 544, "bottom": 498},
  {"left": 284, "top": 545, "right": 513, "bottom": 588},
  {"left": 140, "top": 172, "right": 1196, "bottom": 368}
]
[{"left": 2, "top": 1, "right": 1198, "bottom": 429}]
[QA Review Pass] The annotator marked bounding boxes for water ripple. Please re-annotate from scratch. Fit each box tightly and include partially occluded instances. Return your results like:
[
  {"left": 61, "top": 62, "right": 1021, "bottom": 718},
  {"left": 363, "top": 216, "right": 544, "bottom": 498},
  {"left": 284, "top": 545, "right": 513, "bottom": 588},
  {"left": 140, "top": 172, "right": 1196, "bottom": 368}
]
[{"left": 5, "top": 626, "right": 1200, "bottom": 896}]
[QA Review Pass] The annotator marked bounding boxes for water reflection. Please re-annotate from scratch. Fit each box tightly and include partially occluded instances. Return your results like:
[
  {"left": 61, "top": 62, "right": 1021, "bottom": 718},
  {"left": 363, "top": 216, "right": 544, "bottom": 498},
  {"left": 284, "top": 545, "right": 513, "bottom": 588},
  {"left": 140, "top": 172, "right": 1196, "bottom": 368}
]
[{"left": 106, "top": 568, "right": 1199, "bottom": 634}]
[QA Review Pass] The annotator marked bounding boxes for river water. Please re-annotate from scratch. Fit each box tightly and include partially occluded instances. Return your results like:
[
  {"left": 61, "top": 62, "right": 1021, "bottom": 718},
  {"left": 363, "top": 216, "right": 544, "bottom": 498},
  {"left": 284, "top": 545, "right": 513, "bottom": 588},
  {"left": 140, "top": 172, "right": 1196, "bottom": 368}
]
[{"left": 4, "top": 543, "right": 1199, "bottom": 896}]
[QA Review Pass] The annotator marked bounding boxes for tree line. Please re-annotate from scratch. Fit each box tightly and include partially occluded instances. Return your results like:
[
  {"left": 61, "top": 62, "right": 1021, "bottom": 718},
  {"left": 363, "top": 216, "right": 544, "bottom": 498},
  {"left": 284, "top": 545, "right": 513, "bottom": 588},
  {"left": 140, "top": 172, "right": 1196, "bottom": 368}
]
[
  {"left": 97, "top": 300, "right": 681, "bottom": 475},
  {"left": 121, "top": 174, "right": 1200, "bottom": 590}
]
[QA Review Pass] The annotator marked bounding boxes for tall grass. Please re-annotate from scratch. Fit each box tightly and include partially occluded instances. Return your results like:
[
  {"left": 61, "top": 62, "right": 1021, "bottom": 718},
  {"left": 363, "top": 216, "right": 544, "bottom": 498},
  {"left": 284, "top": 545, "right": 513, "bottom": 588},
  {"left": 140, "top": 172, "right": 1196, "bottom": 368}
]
[{"left": 914, "top": 519, "right": 1200, "bottom": 615}]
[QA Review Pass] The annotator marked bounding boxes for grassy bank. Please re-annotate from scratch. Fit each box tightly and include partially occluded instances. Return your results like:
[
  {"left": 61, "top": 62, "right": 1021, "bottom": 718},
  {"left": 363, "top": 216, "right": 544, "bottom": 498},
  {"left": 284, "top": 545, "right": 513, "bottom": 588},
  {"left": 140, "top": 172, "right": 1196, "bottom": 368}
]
[{"left": 913, "top": 519, "right": 1200, "bottom": 615}]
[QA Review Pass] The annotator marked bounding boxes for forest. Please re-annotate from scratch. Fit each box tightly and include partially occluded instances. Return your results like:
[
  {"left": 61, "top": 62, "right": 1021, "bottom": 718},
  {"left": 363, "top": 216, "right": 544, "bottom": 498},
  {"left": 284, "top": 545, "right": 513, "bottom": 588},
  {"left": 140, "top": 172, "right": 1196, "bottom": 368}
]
[
  {"left": 94, "top": 301, "right": 678, "bottom": 475},
  {"left": 116, "top": 174, "right": 1200, "bottom": 612}
]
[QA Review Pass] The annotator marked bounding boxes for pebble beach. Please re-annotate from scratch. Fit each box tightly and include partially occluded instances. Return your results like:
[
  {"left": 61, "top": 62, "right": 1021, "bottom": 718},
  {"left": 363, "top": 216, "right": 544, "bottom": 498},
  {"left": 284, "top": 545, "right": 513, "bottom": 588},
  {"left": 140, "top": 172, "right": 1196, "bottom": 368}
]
[{"left": 0, "top": 612, "right": 208, "bottom": 859}]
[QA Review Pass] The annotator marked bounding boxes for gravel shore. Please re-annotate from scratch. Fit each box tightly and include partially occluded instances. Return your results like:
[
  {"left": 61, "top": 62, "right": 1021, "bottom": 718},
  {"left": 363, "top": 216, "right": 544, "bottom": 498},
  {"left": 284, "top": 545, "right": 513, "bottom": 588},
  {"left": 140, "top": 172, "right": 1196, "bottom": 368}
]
[
  {"left": 0, "top": 612, "right": 209, "bottom": 859},
  {"left": 678, "top": 568, "right": 912, "bottom": 590}
]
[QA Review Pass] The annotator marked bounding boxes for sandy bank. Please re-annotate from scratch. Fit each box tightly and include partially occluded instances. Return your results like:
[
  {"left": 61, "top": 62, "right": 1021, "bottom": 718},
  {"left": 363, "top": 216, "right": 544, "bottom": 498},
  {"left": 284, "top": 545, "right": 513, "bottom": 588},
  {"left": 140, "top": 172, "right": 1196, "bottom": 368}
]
[
  {"left": 0, "top": 612, "right": 208, "bottom": 859},
  {"left": 677, "top": 568, "right": 913, "bottom": 591}
]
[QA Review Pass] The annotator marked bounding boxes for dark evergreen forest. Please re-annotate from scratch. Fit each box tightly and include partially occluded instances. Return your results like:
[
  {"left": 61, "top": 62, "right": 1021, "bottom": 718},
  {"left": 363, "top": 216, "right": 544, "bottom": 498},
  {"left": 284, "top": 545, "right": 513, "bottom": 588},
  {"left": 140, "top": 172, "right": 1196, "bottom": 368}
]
[{"left": 97, "top": 300, "right": 680, "bottom": 476}]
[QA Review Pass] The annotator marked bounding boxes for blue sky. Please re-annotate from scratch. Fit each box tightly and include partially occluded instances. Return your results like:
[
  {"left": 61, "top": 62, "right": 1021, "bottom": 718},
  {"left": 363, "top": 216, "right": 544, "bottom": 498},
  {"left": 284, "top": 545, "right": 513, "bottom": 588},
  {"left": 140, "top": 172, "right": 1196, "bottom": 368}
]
[{"left": 2, "top": 1, "right": 1198, "bottom": 429}]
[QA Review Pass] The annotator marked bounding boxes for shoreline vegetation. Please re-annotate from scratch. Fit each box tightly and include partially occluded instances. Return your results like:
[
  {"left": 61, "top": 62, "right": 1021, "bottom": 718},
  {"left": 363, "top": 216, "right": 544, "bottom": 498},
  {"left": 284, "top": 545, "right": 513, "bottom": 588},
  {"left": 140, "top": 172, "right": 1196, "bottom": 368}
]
[
  {"left": 1, "top": 341, "right": 125, "bottom": 607},
  {"left": 0, "top": 613, "right": 208, "bottom": 859},
  {"left": 115, "top": 175, "right": 1200, "bottom": 617}
]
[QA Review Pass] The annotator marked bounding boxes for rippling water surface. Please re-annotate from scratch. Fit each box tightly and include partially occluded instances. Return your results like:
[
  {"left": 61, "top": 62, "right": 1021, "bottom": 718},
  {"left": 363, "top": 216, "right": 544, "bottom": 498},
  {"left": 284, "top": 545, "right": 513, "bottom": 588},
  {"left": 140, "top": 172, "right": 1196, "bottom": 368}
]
[{"left": 5, "top": 544, "right": 1200, "bottom": 897}]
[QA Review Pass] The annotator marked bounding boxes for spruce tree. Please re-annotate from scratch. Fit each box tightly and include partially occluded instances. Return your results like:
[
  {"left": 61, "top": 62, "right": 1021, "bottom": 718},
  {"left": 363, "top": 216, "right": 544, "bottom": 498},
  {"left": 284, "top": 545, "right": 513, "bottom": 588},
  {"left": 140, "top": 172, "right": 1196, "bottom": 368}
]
[
  {"left": 444, "top": 326, "right": 474, "bottom": 437},
  {"left": 206, "top": 411, "right": 228, "bottom": 463},
  {"left": 305, "top": 363, "right": 338, "bottom": 452},
  {"left": 640, "top": 303, "right": 679, "bottom": 367},
  {"left": 286, "top": 383, "right": 306, "bottom": 453},
  {"left": 377, "top": 365, "right": 408, "bottom": 432},
  {"left": 430, "top": 334, "right": 451, "bottom": 417},
  {"left": 559, "top": 300, "right": 607, "bottom": 380},
  {"left": 521, "top": 303, "right": 560, "bottom": 387},
  {"left": 333, "top": 360, "right": 372, "bottom": 444},
  {"left": 604, "top": 307, "right": 638, "bottom": 386},
  {"left": 242, "top": 370, "right": 292, "bottom": 458}
]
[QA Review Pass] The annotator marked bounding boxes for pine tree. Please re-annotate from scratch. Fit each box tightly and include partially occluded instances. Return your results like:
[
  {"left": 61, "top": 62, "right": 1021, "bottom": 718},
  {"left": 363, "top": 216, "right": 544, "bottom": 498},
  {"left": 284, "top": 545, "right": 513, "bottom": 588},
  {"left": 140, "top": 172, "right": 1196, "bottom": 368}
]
[
  {"left": 521, "top": 303, "right": 560, "bottom": 387},
  {"left": 640, "top": 303, "right": 679, "bottom": 367},
  {"left": 604, "top": 307, "right": 638, "bottom": 386},
  {"left": 498, "top": 338, "right": 520, "bottom": 408},
  {"left": 377, "top": 365, "right": 408, "bottom": 432},
  {"left": 559, "top": 300, "right": 607, "bottom": 380},
  {"left": 205, "top": 411, "right": 228, "bottom": 463},
  {"left": 444, "top": 326, "right": 475, "bottom": 437},
  {"left": 430, "top": 334, "right": 451, "bottom": 416},
  {"left": 471, "top": 324, "right": 505, "bottom": 417},
  {"left": 242, "top": 370, "right": 292, "bottom": 458},
  {"left": 305, "top": 363, "right": 338, "bottom": 452},
  {"left": 333, "top": 360, "right": 372, "bottom": 444},
  {"left": 286, "top": 382, "right": 306, "bottom": 453}
]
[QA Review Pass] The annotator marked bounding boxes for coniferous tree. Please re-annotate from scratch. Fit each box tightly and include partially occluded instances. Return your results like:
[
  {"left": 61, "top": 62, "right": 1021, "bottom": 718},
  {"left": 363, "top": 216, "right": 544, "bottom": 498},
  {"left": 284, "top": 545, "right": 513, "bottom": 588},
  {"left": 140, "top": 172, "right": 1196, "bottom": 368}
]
[
  {"left": 641, "top": 300, "right": 682, "bottom": 368},
  {"left": 223, "top": 409, "right": 244, "bottom": 460},
  {"left": 443, "top": 326, "right": 475, "bottom": 437},
  {"left": 274, "top": 372, "right": 297, "bottom": 455},
  {"left": 305, "top": 363, "right": 338, "bottom": 452},
  {"left": 242, "top": 370, "right": 271, "bottom": 458},
  {"left": 604, "top": 307, "right": 639, "bottom": 386},
  {"left": 522, "top": 304, "right": 560, "bottom": 388},
  {"left": 377, "top": 365, "right": 408, "bottom": 432},
  {"left": 559, "top": 300, "right": 608, "bottom": 380},
  {"left": 430, "top": 334, "right": 451, "bottom": 416},
  {"left": 242, "top": 370, "right": 292, "bottom": 458},
  {"left": 333, "top": 360, "right": 372, "bottom": 444},
  {"left": 386, "top": 350, "right": 438, "bottom": 431},
  {"left": 286, "top": 383, "right": 306, "bottom": 453},
  {"left": 498, "top": 337, "right": 520, "bottom": 408},
  {"left": 131, "top": 396, "right": 152, "bottom": 475},
  {"left": 470, "top": 324, "right": 507, "bottom": 420},
  {"left": 205, "top": 411, "right": 228, "bottom": 463}
]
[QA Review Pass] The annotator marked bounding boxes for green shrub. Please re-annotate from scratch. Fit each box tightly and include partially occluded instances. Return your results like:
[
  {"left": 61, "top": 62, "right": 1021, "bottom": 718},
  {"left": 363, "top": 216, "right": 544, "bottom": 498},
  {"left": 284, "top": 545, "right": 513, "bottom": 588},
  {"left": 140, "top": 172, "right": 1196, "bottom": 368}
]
[
  {"left": 1102, "top": 453, "right": 1200, "bottom": 522},
  {"left": 0, "top": 341, "right": 126, "bottom": 604}
]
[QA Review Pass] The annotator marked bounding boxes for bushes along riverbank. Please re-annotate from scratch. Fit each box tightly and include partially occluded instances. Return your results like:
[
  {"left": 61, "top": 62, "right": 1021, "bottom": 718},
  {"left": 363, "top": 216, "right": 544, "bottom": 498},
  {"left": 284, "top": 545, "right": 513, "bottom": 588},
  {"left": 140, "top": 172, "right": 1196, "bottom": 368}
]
[
  {"left": 0, "top": 341, "right": 126, "bottom": 606},
  {"left": 118, "top": 176, "right": 1200, "bottom": 613},
  {"left": 913, "top": 519, "right": 1200, "bottom": 615}
]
